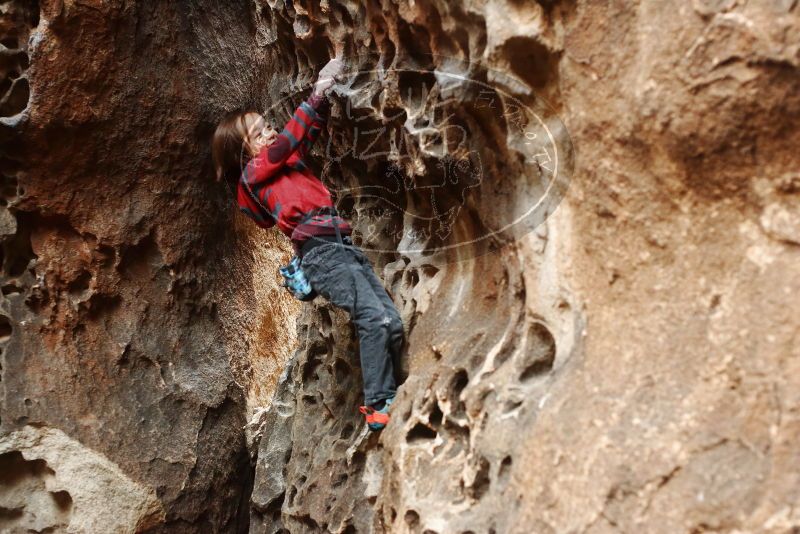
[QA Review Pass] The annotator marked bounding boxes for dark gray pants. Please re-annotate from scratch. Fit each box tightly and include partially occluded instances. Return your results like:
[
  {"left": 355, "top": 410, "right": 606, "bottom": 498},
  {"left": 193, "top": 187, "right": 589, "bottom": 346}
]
[{"left": 300, "top": 242, "right": 403, "bottom": 405}]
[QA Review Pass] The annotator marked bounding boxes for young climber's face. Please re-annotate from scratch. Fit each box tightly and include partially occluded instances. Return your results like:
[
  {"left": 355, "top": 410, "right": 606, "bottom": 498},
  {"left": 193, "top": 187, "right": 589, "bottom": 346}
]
[{"left": 242, "top": 112, "right": 278, "bottom": 157}]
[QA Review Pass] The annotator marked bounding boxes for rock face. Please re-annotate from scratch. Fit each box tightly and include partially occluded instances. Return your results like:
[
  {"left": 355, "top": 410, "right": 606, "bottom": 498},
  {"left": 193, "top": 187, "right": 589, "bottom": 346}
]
[
  {"left": 247, "top": 1, "right": 800, "bottom": 533},
  {"left": 1, "top": 0, "right": 298, "bottom": 532},
  {"left": 2, "top": 0, "right": 799, "bottom": 533}
]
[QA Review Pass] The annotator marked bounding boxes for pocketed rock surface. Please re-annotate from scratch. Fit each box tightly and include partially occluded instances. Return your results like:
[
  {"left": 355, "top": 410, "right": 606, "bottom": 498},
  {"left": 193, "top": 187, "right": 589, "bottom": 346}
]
[
  {"left": 1, "top": 1, "right": 297, "bottom": 532},
  {"left": 2, "top": 1, "right": 799, "bottom": 533}
]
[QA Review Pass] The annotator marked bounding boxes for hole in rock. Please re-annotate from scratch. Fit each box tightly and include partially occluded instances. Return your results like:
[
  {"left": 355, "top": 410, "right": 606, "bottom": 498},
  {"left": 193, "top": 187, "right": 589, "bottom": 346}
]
[
  {"left": 0, "top": 506, "right": 23, "bottom": 521},
  {"left": 1, "top": 168, "right": 19, "bottom": 183},
  {"left": 390, "top": 269, "right": 403, "bottom": 291},
  {"left": 0, "top": 79, "right": 11, "bottom": 100},
  {"left": 29, "top": 4, "right": 40, "bottom": 27},
  {"left": 498, "top": 455, "right": 512, "bottom": 487},
  {"left": 404, "top": 269, "right": 419, "bottom": 287},
  {"left": 303, "top": 32, "right": 333, "bottom": 67},
  {"left": 16, "top": 51, "right": 29, "bottom": 71},
  {"left": 2, "top": 282, "right": 21, "bottom": 295},
  {"left": 396, "top": 22, "right": 433, "bottom": 67},
  {"left": 68, "top": 270, "right": 92, "bottom": 295},
  {"left": 0, "top": 314, "right": 11, "bottom": 340},
  {"left": 298, "top": 514, "right": 321, "bottom": 530},
  {"left": 0, "top": 451, "right": 72, "bottom": 532},
  {"left": 381, "top": 38, "right": 396, "bottom": 68},
  {"left": 335, "top": 3, "right": 354, "bottom": 28},
  {"left": 350, "top": 451, "right": 366, "bottom": 468},
  {"left": 85, "top": 293, "right": 121, "bottom": 320},
  {"left": 382, "top": 105, "right": 407, "bottom": 124},
  {"left": 50, "top": 490, "right": 73, "bottom": 511},
  {"left": 97, "top": 244, "right": 116, "bottom": 267},
  {"left": 441, "top": 423, "right": 470, "bottom": 461},
  {"left": 503, "top": 398, "right": 523, "bottom": 413},
  {"left": 518, "top": 322, "right": 556, "bottom": 381},
  {"left": 3, "top": 212, "right": 36, "bottom": 277},
  {"left": 429, "top": 403, "right": 443, "bottom": 428},
  {"left": 266, "top": 490, "right": 286, "bottom": 520},
  {"left": 449, "top": 369, "right": 469, "bottom": 400},
  {"left": 340, "top": 422, "right": 354, "bottom": 440},
  {"left": 406, "top": 423, "right": 437, "bottom": 443},
  {"left": 404, "top": 509, "right": 420, "bottom": 528},
  {"left": 2, "top": 186, "right": 17, "bottom": 201},
  {"left": 501, "top": 36, "right": 559, "bottom": 90},
  {"left": 397, "top": 70, "right": 437, "bottom": 110},
  {"left": 494, "top": 338, "right": 515, "bottom": 367},
  {"left": 0, "top": 77, "right": 29, "bottom": 117},
  {"left": 468, "top": 456, "right": 491, "bottom": 500},
  {"left": 349, "top": 69, "right": 373, "bottom": 91},
  {"left": 420, "top": 264, "right": 439, "bottom": 278},
  {"left": 119, "top": 234, "right": 163, "bottom": 281},
  {"left": 453, "top": 25, "right": 473, "bottom": 58}
]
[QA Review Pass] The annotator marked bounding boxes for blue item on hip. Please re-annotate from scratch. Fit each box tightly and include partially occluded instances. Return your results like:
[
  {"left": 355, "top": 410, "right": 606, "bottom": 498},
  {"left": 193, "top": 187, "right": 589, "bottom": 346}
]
[{"left": 279, "top": 255, "right": 317, "bottom": 301}]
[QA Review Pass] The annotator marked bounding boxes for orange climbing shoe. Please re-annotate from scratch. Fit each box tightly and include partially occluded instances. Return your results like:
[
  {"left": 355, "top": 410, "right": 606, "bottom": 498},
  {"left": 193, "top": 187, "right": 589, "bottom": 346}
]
[{"left": 359, "top": 397, "right": 394, "bottom": 431}]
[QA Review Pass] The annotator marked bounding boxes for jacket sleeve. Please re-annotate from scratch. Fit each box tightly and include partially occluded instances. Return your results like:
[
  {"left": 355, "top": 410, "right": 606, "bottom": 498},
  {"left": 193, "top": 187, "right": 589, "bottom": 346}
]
[
  {"left": 296, "top": 93, "right": 329, "bottom": 159},
  {"left": 243, "top": 96, "right": 328, "bottom": 188},
  {"left": 237, "top": 180, "right": 276, "bottom": 229}
]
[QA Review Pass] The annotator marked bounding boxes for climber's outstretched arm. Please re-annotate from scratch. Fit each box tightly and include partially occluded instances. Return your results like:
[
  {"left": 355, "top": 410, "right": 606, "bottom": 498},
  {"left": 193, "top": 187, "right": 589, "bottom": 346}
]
[
  {"left": 297, "top": 58, "right": 344, "bottom": 158},
  {"left": 243, "top": 58, "right": 344, "bottom": 184},
  {"left": 296, "top": 94, "right": 328, "bottom": 159}
]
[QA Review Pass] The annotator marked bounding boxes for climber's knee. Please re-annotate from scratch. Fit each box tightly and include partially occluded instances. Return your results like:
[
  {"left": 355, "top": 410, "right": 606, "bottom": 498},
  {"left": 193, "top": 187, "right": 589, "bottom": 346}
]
[
  {"left": 387, "top": 314, "right": 403, "bottom": 336},
  {"left": 379, "top": 313, "right": 401, "bottom": 332}
]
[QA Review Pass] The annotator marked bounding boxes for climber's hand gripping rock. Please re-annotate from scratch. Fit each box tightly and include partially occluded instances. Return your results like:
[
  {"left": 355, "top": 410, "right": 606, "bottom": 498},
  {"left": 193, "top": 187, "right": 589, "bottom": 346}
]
[{"left": 312, "top": 57, "right": 345, "bottom": 98}]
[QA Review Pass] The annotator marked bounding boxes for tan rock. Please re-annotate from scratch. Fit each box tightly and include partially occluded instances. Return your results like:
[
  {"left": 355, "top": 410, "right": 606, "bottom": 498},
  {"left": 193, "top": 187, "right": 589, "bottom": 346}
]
[{"left": 0, "top": 426, "right": 164, "bottom": 533}]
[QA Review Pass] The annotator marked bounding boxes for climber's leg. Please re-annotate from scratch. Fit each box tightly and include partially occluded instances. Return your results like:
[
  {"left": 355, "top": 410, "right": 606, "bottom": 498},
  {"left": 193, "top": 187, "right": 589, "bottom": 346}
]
[
  {"left": 352, "top": 248, "right": 405, "bottom": 380},
  {"left": 301, "top": 244, "right": 397, "bottom": 406},
  {"left": 348, "top": 276, "right": 398, "bottom": 406}
]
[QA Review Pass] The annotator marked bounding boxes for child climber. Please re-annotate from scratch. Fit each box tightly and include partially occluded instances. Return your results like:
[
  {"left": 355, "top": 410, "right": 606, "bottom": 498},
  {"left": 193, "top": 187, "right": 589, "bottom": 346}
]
[{"left": 212, "top": 58, "right": 403, "bottom": 431}]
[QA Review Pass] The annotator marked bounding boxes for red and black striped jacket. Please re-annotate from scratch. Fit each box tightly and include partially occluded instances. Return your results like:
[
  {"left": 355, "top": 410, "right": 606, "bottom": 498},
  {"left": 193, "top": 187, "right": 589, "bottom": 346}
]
[{"left": 236, "top": 94, "right": 352, "bottom": 252}]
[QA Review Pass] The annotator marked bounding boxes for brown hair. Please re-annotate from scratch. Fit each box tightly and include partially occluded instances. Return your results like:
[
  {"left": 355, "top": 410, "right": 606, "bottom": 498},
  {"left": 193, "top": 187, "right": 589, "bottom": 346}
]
[{"left": 212, "top": 109, "right": 255, "bottom": 189}]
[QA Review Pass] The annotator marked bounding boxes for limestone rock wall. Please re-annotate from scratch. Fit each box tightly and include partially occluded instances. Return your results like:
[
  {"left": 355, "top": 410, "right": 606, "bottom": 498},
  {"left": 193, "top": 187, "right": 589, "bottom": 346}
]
[
  {"left": 248, "top": 1, "right": 800, "bottom": 533},
  {"left": 1, "top": 0, "right": 798, "bottom": 533},
  {"left": 1, "top": 0, "right": 299, "bottom": 531}
]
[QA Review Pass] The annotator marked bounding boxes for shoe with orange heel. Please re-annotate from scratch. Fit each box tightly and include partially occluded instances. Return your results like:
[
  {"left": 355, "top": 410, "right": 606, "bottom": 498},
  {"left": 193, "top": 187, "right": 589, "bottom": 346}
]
[{"left": 359, "top": 396, "right": 394, "bottom": 431}]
